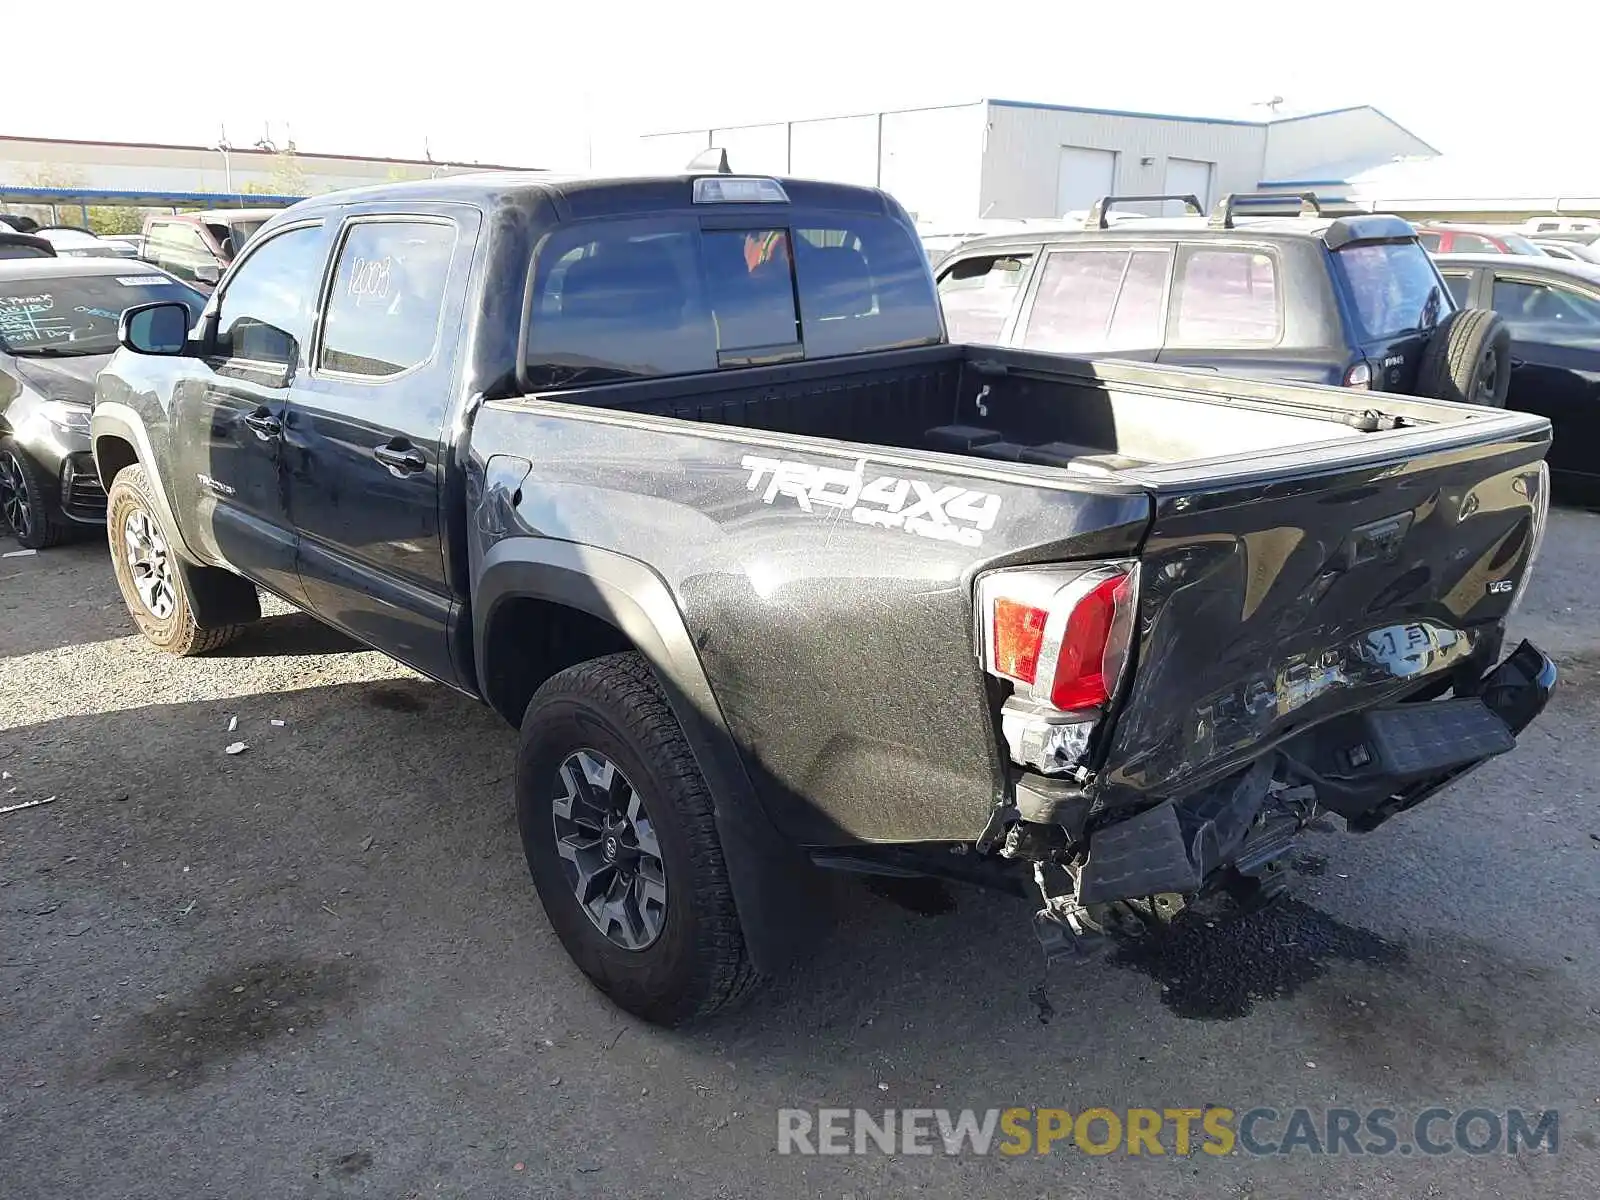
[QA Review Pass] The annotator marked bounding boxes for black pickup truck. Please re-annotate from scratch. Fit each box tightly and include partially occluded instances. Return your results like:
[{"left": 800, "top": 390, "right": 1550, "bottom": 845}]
[{"left": 92, "top": 170, "right": 1558, "bottom": 1025}]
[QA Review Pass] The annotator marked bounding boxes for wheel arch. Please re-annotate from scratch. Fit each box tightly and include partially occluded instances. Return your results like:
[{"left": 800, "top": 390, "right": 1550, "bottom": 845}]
[
  {"left": 90, "top": 404, "right": 201, "bottom": 562},
  {"left": 475, "top": 538, "right": 810, "bottom": 975}
]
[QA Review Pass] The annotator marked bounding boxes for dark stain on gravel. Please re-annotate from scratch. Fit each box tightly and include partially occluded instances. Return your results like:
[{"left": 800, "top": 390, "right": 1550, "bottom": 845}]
[
  {"left": 102, "top": 955, "right": 368, "bottom": 1091},
  {"left": 863, "top": 875, "right": 958, "bottom": 916},
  {"left": 1109, "top": 898, "right": 1406, "bottom": 1020},
  {"left": 362, "top": 686, "right": 427, "bottom": 714}
]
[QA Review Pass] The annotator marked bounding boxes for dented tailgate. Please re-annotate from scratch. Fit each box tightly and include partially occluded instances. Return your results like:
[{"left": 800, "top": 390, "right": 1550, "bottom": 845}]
[{"left": 1095, "top": 416, "right": 1552, "bottom": 805}]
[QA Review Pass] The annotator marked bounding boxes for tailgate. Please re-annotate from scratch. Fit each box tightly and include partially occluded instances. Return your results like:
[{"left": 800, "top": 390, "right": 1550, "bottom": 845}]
[{"left": 1095, "top": 414, "right": 1552, "bottom": 804}]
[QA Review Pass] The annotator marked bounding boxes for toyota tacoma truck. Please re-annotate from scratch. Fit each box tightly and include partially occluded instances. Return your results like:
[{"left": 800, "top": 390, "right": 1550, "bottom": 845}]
[{"left": 92, "top": 169, "right": 1557, "bottom": 1026}]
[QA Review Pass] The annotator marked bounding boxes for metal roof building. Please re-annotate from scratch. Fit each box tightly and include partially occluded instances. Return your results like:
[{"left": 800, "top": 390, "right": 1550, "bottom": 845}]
[{"left": 638, "top": 99, "right": 1437, "bottom": 224}]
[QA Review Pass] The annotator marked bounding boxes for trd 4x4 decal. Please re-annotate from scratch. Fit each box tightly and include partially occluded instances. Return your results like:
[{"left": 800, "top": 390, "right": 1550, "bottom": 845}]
[{"left": 741, "top": 455, "right": 1001, "bottom": 547}]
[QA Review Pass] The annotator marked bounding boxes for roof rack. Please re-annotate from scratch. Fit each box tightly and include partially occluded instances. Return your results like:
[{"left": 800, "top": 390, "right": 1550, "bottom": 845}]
[
  {"left": 1209, "top": 191, "right": 1323, "bottom": 228},
  {"left": 1083, "top": 194, "right": 1202, "bottom": 229},
  {"left": 686, "top": 146, "right": 732, "bottom": 174}
]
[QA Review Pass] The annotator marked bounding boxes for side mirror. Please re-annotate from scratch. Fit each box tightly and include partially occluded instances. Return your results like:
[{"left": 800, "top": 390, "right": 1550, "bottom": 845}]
[
  {"left": 194, "top": 262, "right": 222, "bottom": 286},
  {"left": 119, "top": 302, "right": 192, "bottom": 356}
]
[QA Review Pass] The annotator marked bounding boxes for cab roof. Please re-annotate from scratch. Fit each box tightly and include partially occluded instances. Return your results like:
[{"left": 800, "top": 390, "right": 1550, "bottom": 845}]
[{"left": 272, "top": 171, "right": 900, "bottom": 224}]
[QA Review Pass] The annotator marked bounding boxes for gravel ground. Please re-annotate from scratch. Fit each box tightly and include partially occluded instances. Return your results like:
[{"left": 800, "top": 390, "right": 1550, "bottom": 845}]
[{"left": 2, "top": 509, "right": 1599, "bottom": 1199}]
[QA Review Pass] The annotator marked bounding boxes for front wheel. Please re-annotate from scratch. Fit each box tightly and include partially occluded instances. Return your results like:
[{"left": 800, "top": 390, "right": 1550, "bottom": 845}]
[
  {"left": 0, "top": 439, "right": 65, "bottom": 550},
  {"left": 106, "top": 464, "right": 245, "bottom": 655},
  {"left": 515, "top": 651, "right": 763, "bottom": 1025}
]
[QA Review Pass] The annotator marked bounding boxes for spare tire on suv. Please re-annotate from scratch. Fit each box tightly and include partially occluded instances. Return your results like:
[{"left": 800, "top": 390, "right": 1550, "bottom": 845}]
[{"left": 1417, "top": 308, "right": 1511, "bottom": 407}]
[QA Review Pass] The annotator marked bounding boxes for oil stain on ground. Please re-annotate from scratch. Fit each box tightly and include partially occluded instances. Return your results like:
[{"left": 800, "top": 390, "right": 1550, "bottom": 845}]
[
  {"left": 1108, "top": 898, "right": 1406, "bottom": 1020},
  {"left": 362, "top": 685, "right": 428, "bottom": 714},
  {"left": 101, "top": 955, "right": 368, "bottom": 1092}
]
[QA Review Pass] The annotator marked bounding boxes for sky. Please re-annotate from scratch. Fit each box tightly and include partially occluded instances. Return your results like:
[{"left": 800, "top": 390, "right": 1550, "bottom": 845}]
[{"left": 8, "top": 0, "right": 1596, "bottom": 175}]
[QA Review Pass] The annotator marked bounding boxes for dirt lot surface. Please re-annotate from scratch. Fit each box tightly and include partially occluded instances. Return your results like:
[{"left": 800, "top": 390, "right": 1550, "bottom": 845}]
[{"left": 3, "top": 509, "right": 1599, "bottom": 1199}]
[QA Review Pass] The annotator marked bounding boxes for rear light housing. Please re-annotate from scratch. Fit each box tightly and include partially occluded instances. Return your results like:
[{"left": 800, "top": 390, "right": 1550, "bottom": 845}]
[
  {"left": 1343, "top": 361, "right": 1373, "bottom": 390},
  {"left": 976, "top": 562, "right": 1139, "bottom": 774}
]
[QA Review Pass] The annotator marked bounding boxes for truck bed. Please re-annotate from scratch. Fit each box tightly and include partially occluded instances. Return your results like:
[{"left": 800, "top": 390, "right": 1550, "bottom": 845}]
[{"left": 537, "top": 342, "right": 1528, "bottom": 483}]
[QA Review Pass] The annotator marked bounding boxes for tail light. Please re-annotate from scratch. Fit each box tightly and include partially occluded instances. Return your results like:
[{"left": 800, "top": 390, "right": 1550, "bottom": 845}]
[
  {"left": 979, "top": 563, "right": 1138, "bottom": 710},
  {"left": 976, "top": 563, "right": 1139, "bottom": 774},
  {"left": 1343, "top": 361, "right": 1373, "bottom": 389}
]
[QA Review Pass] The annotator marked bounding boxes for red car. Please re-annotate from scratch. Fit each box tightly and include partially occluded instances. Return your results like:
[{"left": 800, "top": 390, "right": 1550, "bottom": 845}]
[{"left": 1413, "top": 224, "right": 1547, "bottom": 256}]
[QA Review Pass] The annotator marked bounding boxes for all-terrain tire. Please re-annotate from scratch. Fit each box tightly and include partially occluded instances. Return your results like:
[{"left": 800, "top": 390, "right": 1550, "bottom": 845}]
[
  {"left": 0, "top": 438, "right": 66, "bottom": 550},
  {"left": 106, "top": 464, "right": 246, "bottom": 655},
  {"left": 515, "top": 651, "right": 764, "bottom": 1025},
  {"left": 1417, "top": 308, "right": 1511, "bottom": 406}
]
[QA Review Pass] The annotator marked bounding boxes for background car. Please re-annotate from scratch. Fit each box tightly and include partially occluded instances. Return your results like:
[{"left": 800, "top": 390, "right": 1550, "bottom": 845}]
[
  {"left": 1, "top": 258, "right": 205, "bottom": 547},
  {"left": 932, "top": 192, "right": 1507, "bottom": 405},
  {"left": 141, "top": 208, "right": 277, "bottom": 288},
  {"left": 29, "top": 226, "right": 132, "bottom": 258},
  {"left": 1412, "top": 223, "right": 1547, "bottom": 256},
  {"left": 1433, "top": 253, "right": 1600, "bottom": 501},
  {"left": 0, "top": 231, "right": 55, "bottom": 261},
  {"left": 1533, "top": 239, "right": 1600, "bottom": 265}
]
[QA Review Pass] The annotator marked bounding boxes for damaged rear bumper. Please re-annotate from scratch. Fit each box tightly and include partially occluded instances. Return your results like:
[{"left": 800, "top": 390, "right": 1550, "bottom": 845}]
[{"left": 1024, "top": 640, "right": 1556, "bottom": 958}]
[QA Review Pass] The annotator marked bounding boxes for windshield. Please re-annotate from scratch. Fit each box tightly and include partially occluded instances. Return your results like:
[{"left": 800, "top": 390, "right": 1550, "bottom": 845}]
[
  {"left": 1499, "top": 233, "right": 1547, "bottom": 257},
  {"left": 0, "top": 273, "right": 206, "bottom": 356},
  {"left": 1329, "top": 240, "right": 1448, "bottom": 340}
]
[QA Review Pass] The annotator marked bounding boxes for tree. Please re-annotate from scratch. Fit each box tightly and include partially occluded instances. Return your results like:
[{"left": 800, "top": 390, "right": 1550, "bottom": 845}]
[
  {"left": 243, "top": 151, "right": 312, "bottom": 197},
  {"left": 86, "top": 207, "right": 146, "bottom": 235}
]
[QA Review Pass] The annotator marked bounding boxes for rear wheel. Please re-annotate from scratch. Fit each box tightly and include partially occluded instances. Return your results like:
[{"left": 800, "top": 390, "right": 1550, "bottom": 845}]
[
  {"left": 0, "top": 439, "right": 65, "bottom": 550},
  {"left": 106, "top": 464, "right": 245, "bottom": 655},
  {"left": 1417, "top": 308, "right": 1511, "bottom": 407},
  {"left": 515, "top": 651, "right": 763, "bottom": 1025}
]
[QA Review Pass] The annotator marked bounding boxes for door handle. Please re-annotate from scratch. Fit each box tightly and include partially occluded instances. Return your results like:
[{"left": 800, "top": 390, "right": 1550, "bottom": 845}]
[
  {"left": 1509, "top": 357, "right": 1527, "bottom": 369},
  {"left": 373, "top": 441, "right": 427, "bottom": 476},
  {"left": 242, "top": 407, "right": 281, "bottom": 440}
]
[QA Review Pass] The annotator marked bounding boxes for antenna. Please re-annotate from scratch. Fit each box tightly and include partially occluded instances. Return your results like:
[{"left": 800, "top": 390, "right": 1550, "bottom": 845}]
[{"left": 1251, "top": 95, "right": 1286, "bottom": 115}]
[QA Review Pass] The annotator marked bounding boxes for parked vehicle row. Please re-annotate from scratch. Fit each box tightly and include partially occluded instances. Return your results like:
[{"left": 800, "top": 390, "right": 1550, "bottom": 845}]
[
  {"left": 0, "top": 258, "right": 206, "bottom": 547},
  {"left": 85, "top": 168, "right": 1555, "bottom": 1024}
]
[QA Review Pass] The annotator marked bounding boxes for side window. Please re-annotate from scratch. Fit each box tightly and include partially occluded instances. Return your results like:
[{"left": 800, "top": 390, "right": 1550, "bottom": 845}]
[
  {"left": 318, "top": 221, "right": 456, "bottom": 378},
  {"left": 213, "top": 225, "right": 326, "bottom": 368},
  {"left": 1106, "top": 248, "right": 1172, "bottom": 349},
  {"left": 1442, "top": 273, "right": 1474, "bottom": 308},
  {"left": 937, "top": 253, "right": 1032, "bottom": 344},
  {"left": 1416, "top": 231, "right": 1443, "bottom": 253},
  {"left": 147, "top": 222, "right": 215, "bottom": 283},
  {"left": 1450, "top": 233, "right": 1495, "bottom": 254},
  {"left": 1491, "top": 277, "right": 1600, "bottom": 337},
  {"left": 1020, "top": 249, "right": 1128, "bottom": 353},
  {"left": 1171, "top": 249, "right": 1280, "bottom": 345}
]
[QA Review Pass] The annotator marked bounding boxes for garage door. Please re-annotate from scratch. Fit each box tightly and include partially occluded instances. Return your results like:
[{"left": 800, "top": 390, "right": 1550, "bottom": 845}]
[
  {"left": 1056, "top": 146, "right": 1118, "bottom": 217},
  {"left": 1164, "top": 157, "right": 1214, "bottom": 216}
]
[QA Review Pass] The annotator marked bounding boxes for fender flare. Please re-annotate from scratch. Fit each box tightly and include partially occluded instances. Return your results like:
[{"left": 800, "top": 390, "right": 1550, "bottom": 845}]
[
  {"left": 90, "top": 403, "right": 199, "bottom": 563},
  {"left": 90, "top": 403, "right": 260, "bottom": 629},
  {"left": 475, "top": 538, "right": 813, "bottom": 975}
]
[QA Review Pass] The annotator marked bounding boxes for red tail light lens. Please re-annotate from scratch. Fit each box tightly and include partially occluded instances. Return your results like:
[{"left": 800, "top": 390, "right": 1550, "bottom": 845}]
[
  {"left": 977, "top": 563, "right": 1139, "bottom": 713},
  {"left": 1050, "top": 575, "right": 1122, "bottom": 709}
]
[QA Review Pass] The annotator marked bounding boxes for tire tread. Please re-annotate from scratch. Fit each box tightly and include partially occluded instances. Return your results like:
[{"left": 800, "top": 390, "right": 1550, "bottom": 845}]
[{"left": 522, "top": 651, "right": 762, "bottom": 1023}]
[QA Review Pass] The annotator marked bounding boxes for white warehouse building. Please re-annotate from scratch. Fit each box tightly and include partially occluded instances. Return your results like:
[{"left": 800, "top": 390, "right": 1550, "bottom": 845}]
[{"left": 639, "top": 99, "right": 1438, "bottom": 224}]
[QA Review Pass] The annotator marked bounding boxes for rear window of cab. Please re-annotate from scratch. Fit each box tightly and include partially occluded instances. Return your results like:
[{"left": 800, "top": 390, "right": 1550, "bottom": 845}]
[{"left": 522, "top": 214, "right": 941, "bottom": 387}]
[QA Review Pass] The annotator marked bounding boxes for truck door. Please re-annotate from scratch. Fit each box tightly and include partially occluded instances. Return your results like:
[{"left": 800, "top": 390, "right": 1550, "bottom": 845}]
[
  {"left": 282, "top": 211, "right": 474, "bottom": 685},
  {"left": 169, "top": 220, "right": 330, "bottom": 602}
]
